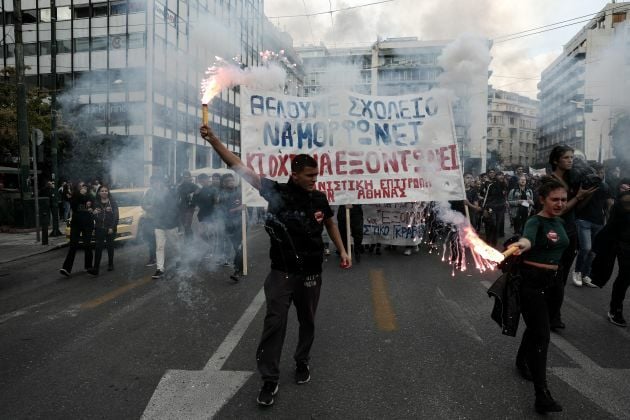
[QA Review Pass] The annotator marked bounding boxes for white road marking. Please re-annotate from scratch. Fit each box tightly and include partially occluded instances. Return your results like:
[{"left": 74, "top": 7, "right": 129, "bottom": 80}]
[
  {"left": 142, "top": 287, "right": 266, "bottom": 419},
  {"left": 0, "top": 299, "right": 56, "bottom": 324}
]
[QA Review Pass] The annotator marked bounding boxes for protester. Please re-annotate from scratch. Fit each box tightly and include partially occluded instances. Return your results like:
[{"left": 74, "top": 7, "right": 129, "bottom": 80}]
[
  {"left": 337, "top": 204, "right": 364, "bottom": 262},
  {"left": 548, "top": 145, "right": 597, "bottom": 329},
  {"left": 508, "top": 178, "right": 569, "bottom": 414},
  {"left": 217, "top": 173, "right": 244, "bottom": 281},
  {"left": 573, "top": 163, "right": 613, "bottom": 287},
  {"left": 59, "top": 182, "right": 94, "bottom": 277},
  {"left": 141, "top": 175, "right": 160, "bottom": 266},
  {"left": 591, "top": 179, "right": 630, "bottom": 327},
  {"left": 88, "top": 185, "right": 119, "bottom": 275},
  {"left": 61, "top": 181, "right": 73, "bottom": 223},
  {"left": 482, "top": 168, "right": 507, "bottom": 247},
  {"left": 151, "top": 177, "right": 180, "bottom": 279},
  {"left": 177, "top": 170, "right": 198, "bottom": 240},
  {"left": 463, "top": 172, "right": 481, "bottom": 228},
  {"left": 508, "top": 166, "right": 525, "bottom": 191},
  {"left": 200, "top": 124, "right": 350, "bottom": 407},
  {"left": 507, "top": 175, "right": 534, "bottom": 236}
]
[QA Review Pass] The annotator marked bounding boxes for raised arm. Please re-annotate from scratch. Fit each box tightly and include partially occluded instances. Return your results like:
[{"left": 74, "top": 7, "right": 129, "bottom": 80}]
[{"left": 200, "top": 125, "right": 262, "bottom": 190}]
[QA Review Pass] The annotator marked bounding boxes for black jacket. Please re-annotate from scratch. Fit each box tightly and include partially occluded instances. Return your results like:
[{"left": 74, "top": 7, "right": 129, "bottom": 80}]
[
  {"left": 591, "top": 201, "right": 630, "bottom": 287},
  {"left": 154, "top": 187, "right": 180, "bottom": 230},
  {"left": 488, "top": 270, "right": 521, "bottom": 337},
  {"left": 70, "top": 193, "right": 94, "bottom": 227},
  {"left": 92, "top": 199, "right": 119, "bottom": 231}
]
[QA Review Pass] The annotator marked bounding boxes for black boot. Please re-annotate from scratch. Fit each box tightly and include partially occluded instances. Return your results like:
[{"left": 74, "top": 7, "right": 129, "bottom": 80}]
[
  {"left": 535, "top": 388, "right": 562, "bottom": 414},
  {"left": 515, "top": 358, "right": 533, "bottom": 381}
]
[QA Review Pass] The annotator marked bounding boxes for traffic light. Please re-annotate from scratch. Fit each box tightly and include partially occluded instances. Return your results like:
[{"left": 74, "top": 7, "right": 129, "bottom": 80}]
[{"left": 584, "top": 99, "right": 593, "bottom": 113}]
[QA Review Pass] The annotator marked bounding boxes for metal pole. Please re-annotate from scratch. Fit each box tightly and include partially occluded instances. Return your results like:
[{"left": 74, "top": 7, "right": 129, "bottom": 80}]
[
  {"left": 241, "top": 206, "right": 247, "bottom": 276},
  {"left": 32, "top": 131, "right": 41, "bottom": 242},
  {"left": 13, "top": 0, "right": 30, "bottom": 213},
  {"left": 345, "top": 205, "right": 352, "bottom": 263},
  {"left": 49, "top": 0, "right": 62, "bottom": 236}
]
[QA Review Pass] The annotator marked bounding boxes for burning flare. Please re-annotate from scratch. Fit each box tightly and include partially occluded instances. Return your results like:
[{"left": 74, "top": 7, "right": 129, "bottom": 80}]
[{"left": 460, "top": 225, "right": 505, "bottom": 272}]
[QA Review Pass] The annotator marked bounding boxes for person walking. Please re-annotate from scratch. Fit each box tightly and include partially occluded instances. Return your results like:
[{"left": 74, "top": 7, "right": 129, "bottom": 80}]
[
  {"left": 573, "top": 163, "right": 613, "bottom": 287},
  {"left": 591, "top": 179, "right": 630, "bottom": 327},
  {"left": 177, "top": 170, "right": 198, "bottom": 240},
  {"left": 151, "top": 178, "right": 180, "bottom": 279},
  {"left": 141, "top": 176, "right": 160, "bottom": 266},
  {"left": 482, "top": 169, "right": 507, "bottom": 247},
  {"left": 200, "top": 124, "right": 351, "bottom": 407},
  {"left": 507, "top": 175, "right": 534, "bottom": 236},
  {"left": 61, "top": 181, "right": 73, "bottom": 223},
  {"left": 548, "top": 145, "right": 597, "bottom": 329},
  {"left": 87, "top": 185, "right": 119, "bottom": 275},
  {"left": 217, "top": 173, "right": 244, "bottom": 281},
  {"left": 60, "top": 182, "right": 94, "bottom": 277},
  {"left": 508, "top": 178, "right": 570, "bottom": 414}
]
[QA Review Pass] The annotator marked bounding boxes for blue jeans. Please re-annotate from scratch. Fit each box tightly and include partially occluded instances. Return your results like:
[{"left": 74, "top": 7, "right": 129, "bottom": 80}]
[{"left": 575, "top": 219, "right": 603, "bottom": 276}]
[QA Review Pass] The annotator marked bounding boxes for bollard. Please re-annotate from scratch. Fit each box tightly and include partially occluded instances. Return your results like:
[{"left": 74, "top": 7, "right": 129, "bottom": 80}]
[{"left": 41, "top": 210, "right": 49, "bottom": 245}]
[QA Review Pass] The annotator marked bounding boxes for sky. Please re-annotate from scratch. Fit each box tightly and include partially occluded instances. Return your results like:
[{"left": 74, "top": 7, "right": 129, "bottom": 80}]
[{"left": 264, "top": 0, "right": 619, "bottom": 99}]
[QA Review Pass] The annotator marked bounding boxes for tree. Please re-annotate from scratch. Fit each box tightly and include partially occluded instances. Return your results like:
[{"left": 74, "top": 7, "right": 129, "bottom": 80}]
[{"left": 0, "top": 68, "right": 51, "bottom": 163}]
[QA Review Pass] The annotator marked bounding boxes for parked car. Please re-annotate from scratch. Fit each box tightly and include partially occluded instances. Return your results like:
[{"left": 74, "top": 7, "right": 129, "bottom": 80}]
[{"left": 65, "top": 188, "right": 147, "bottom": 243}]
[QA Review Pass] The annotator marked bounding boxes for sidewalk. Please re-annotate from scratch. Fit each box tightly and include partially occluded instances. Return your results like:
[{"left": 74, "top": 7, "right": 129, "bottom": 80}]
[{"left": 0, "top": 229, "right": 68, "bottom": 264}]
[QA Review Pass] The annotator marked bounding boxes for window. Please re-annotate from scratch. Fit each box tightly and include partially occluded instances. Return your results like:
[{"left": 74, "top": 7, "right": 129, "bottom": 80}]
[
  {"left": 92, "top": 36, "right": 108, "bottom": 51},
  {"left": 22, "top": 9, "right": 38, "bottom": 24},
  {"left": 128, "top": 0, "right": 146, "bottom": 13},
  {"left": 74, "top": 38, "right": 90, "bottom": 52},
  {"left": 24, "top": 43, "right": 38, "bottom": 56},
  {"left": 92, "top": 3, "right": 108, "bottom": 18},
  {"left": 2, "top": 12, "right": 15, "bottom": 25},
  {"left": 110, "top": 0, "right": 127, "bottom": 16},
  {"left": 74, "top": 5, "right": 90, "bottom": 19},
  {"left": 57, "top": 39, "right": 72, "bottom": 53},
  {"left": 57, "top": 6, "right": 72, "bottom": 21},
  {"left": 128, "top": 32, "right": 145, "bottom": 48},
  {"left": 39, "top": 41, "right": 52, "bottom": 55},
  {"left": 40, "top": 8, "right": 52, "bottom": 23}
]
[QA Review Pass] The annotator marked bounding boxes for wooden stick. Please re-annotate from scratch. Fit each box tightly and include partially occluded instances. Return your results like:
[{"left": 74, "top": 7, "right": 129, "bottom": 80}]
[
  {"left": 502, "top": 246, "right": 519, "bottom": 258},
  {"left": 202, "top": 104, "right": 209, "bottom": 125}
]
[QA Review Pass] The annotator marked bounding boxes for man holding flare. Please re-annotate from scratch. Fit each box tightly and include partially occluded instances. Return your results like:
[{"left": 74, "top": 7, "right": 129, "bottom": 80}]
[{"left": 200, "top": 124, "right": 351, "bottom": 407}]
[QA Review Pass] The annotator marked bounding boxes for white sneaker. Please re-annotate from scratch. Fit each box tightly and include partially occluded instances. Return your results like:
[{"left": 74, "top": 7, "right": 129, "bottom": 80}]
[
  {"left": 572, "top": 271, "right": 583, "bottom": 287},
  {"left": 582, "top": 275, "right": 598, "bottom": 288},
  {"left": 403, "top": 248, "right": 412, "bottom": 256}
]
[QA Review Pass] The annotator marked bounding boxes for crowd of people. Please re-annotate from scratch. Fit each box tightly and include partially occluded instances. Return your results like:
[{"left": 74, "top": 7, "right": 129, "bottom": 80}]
[
  {"left": 54, "top": 123, "right": 630, "bottom": 415},
  {"left": 56, "top": 170, "right": 247, "bottom": 282}
]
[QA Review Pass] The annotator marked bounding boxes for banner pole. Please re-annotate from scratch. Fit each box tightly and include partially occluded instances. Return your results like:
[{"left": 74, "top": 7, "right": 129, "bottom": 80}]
[
  {"left": 345, "top": 205, "right": 352, "bottom": 262},
  {"left": 242, "top": 205, "right": 248, "bottom": 276}
]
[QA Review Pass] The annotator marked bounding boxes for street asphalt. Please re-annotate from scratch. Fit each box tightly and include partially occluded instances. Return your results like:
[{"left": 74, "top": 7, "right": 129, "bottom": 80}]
[{"left": 0, "top": 225, "right": 628, "bottom": 419}]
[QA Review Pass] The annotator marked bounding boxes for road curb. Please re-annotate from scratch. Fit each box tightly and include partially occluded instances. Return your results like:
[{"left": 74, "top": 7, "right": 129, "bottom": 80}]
[{"left": 0, "top": 241, "right": 68, "bottom": 265}]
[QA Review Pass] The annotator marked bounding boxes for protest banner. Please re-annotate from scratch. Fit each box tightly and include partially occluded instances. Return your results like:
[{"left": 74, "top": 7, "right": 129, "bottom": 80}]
[
  {"left": 240, "top": 88, "right": 465, "bottom": 205},
  {"left": 361, "top": 203, "right": 427, "bottom": 246},
  {"left": 529, "top": 167, "right": 547, "bottom": 177}
]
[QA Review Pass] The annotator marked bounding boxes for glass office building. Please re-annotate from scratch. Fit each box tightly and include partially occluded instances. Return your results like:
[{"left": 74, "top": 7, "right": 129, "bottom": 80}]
[{"left": 1, "top": 0, "right": 264, "bottom": 185}]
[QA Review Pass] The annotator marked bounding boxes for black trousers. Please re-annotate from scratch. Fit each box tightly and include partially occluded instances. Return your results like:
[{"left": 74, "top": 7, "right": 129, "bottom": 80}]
[
  {"left": 484, "top": 206, "right": 505, "bottom": 247},
  {"left": 93, "top": 227, "right": 115, "bottom": 272},
  {"left": 610, "top": 247, "right": 630, "bottom": 313},
  {"left": 257, "top": 269, "right": 322, "bottom": 382},
  {"left": 62, "top": 223, "right": 93, "bottom": 272},
  {"left": 517, "top": 265, "right": 561, "bottom": 391}
]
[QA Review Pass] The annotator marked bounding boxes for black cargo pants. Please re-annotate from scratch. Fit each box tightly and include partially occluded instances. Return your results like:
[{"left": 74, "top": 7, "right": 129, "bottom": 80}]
[{"left": 256, "top": 269, "right": 322, "bottom": 382}]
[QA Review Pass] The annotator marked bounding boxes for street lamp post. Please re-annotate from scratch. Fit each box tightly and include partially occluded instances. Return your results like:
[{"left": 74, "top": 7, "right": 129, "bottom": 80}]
[{"left": 49, "top": 0, "right": 62, "bottom": 236}]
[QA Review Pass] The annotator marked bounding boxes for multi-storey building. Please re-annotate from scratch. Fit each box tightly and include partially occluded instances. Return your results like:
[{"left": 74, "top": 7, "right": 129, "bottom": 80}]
[
  {"left": 538, "top": 2, "right": 630, "bottom": 163},
  {"left": 487, "top": 88, "right": 539, "bottom": 168},
  {"left": 1, "top": 0, "right": 267, "bottom": 185},
  {"left": 297, "top": 37, "right": 490, "bottom": 173}
]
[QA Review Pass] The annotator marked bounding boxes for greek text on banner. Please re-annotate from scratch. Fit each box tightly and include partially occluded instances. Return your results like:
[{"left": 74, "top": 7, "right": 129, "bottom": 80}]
[{"left": 240, "top": 88, "right": 465, "bottom": 205}]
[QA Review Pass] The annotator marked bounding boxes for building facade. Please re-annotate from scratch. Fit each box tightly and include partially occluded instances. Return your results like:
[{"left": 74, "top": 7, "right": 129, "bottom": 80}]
[
  {"left": 296, "top": 37, "right": 490, "bottom": 173},
  {"left": 538, "top": 2, "right": 630, "bottom": 163},
  {"left": 487, "top": 88, "right": 539, "bottom": 168},
  {"left": 1, "top": 0, "right": 268, "bottom": 185}
]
